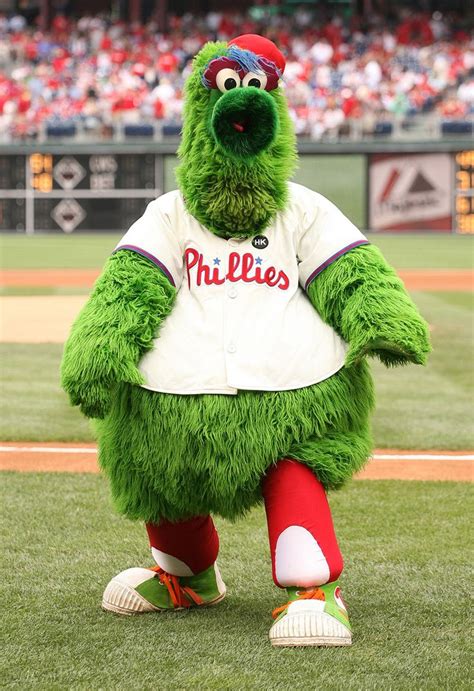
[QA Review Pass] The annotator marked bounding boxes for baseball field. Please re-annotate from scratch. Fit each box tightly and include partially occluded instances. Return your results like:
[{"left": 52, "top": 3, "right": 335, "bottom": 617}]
[{"left": 1, "top": 232, "right": 472, "bottom": 689}]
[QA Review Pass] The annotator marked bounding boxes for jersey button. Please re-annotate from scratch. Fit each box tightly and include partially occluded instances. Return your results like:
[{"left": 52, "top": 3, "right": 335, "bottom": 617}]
[
  {"left": 228, "top": 287, "right": 238, "bottom": 299},
  {"left": 227, "top": 343, "right": 237, "bottom": 354}
]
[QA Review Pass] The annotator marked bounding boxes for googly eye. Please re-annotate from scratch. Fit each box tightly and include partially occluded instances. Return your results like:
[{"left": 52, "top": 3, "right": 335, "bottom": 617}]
[
  {"left": 242, "top": 72, "right": 268, "bottom": 90},
  {"left": 216, "top": 68, "right": 241, "bottom": 93}
]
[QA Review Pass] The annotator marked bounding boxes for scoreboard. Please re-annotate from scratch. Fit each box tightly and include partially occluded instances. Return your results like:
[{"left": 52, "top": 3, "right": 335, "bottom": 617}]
[
  {"left": 0, "top": 151, "right": 161, "bottom": 233},
  {"left": 1, "top": 147, "right": 473, "bottom": 233},
  {"left": 454, "top": 150, "right": 474, "bottom": 234}
]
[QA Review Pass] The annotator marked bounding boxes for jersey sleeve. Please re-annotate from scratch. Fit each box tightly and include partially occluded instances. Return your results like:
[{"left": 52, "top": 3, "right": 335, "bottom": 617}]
[
  {"left": 297, "top": 192, "right": 369, "bottom": 291},
  {"left": 113, "top": 197, "right": 183, "bottom": 289}
]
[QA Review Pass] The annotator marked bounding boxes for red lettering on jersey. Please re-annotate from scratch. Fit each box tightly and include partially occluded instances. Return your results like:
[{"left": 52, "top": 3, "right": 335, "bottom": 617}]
[
  {"left": 242, "top": 253, "right": 254, "bottom": 280},
  {"left": 210, "top": 266, "right": 225, "bottom": 285},
  {"left": 185, "top": 249, "right": 289, "bottom": 291},
  {"left": 227, "top": 252, "right": 242, "bottom": 282},
  {"left": 185, "top": 248, "right": 199, "bottom": 288},
  {"left": 264, "top": 266, "right": 277, "bottom": 286},
  {"left": 185, "top": 248, "right": 225, "bottom": 287},
  {"left": 276, "top": 270, "right": 290, "bottom": 290}
]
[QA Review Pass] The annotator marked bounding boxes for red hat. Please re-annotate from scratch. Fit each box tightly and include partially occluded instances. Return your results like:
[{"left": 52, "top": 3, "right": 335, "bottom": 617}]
[{"left": 228, "top": 34, "right": 286, "bottom": 75}]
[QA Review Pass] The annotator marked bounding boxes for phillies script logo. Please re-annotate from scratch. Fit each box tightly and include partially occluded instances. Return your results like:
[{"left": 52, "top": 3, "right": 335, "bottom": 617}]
[{"left": 185, "top": 249, "right": 290, "bottom": 290}]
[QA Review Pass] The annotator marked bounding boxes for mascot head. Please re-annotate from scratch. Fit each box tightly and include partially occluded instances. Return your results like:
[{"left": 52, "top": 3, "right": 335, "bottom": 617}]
[{"left": 176, "top": 34, "right": 297, "bottom": 239}]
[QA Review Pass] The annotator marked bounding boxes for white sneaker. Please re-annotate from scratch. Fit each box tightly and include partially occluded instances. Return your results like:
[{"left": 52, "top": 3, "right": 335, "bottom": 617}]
[
  {"left": 269, "top": 582, "right": 352, "bottom": 647},
  {"left": 102, "top": 563, "right": 226, "bottom": 615}
]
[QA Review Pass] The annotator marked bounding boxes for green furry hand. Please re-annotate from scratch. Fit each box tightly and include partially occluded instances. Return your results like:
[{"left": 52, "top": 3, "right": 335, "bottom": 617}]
[
  {"left": 341, "top": 272, "right": 431, "bottom": 368},
  {"left": 61, "top": 251, "right": 176, "bottom": 420},
  {"left": 63, "top": 367, "right": 144, "bottom": 419},
  {"left": 66, "top": 378, "right": 114, "bottom": 419},
  {"left": 345, "top": 335, "right": 429, "bottom": 369},
  {"left": 307, "top": 244, "right": 431, "bottom": 370}
]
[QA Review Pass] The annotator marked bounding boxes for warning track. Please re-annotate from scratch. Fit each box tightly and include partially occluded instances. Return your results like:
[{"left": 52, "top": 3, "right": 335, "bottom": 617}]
[{"left": 0, "top": 443, "right": 472, "bottom": 481}]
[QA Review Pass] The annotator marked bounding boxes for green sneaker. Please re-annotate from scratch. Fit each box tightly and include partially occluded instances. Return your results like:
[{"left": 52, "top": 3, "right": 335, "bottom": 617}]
[
  {"left": 269, "top": 581, "right": 352, "bottom": 647},
  {"left": 102, "top": 563, "right": 226, "bottom": 615}
]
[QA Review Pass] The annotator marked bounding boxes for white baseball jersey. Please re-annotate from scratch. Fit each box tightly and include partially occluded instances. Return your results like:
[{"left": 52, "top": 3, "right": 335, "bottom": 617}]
[{"left": 114, "top": 182, "right": 368, "bottom": 395}]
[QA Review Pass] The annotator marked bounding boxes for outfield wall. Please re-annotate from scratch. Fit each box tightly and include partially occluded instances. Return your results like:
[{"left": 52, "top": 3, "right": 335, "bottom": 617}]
[{"left": 1, "top": 142, "right": 472, "bottom": 234}]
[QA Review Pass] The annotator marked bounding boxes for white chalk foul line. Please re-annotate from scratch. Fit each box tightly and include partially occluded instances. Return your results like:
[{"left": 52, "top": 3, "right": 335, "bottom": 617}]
[
  {"left": 374, "top": 454, "right": 474, "bottom": 461},
  {"left": 0, "top": 446, "right": 473, "bottom": 461}
]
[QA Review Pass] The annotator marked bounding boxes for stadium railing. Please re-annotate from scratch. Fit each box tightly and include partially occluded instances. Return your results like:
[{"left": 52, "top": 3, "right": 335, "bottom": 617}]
[{"left": 2, "top": 115, "right": 473, "bottom": 145}]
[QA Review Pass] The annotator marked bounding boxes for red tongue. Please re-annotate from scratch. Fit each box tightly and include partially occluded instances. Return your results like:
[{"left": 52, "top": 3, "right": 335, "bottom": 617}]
[{"left": 232, "top": 122, "right": 245, "bottom": 132}]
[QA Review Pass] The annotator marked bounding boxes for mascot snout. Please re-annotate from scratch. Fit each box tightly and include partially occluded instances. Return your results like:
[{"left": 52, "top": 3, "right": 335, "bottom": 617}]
[{"left": 211, "top": 86, "right": 278, "bottom": 158}]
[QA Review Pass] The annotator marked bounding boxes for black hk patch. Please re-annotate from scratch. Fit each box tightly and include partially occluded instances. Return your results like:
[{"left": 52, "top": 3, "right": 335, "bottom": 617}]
[{"left": 252, "top": 235, "right": 269, "bottom": 249}]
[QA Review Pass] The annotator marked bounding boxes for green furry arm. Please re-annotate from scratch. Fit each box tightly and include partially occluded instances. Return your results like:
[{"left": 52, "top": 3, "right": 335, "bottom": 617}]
[
  {"left": 61, "top": 250, "right": 176, "bottom": 418},
  {"left": 307, "top": 244, "right": 431, "bottom": 367}
]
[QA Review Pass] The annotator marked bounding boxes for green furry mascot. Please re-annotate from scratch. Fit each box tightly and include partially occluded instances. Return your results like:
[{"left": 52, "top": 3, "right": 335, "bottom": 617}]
[{"left": 61, "top": 35, "right": 430, "bottom": 647}]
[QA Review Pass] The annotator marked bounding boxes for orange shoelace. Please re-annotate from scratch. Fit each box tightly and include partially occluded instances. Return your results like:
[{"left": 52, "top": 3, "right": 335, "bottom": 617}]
[
  {"left": 272, "top": 587, "right": 325, "bottom": 620},
  {"left": 150, "top": 566, "right": 204, "bottom": 608}
]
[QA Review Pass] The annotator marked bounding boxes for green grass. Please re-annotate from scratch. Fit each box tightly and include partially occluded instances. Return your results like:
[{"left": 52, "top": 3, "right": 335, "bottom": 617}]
[
  {"left": 1, "top": 234, "right": 472, "bottom": 446},
  {"left": 1, "top": 474, "right": 471, "bottom": 689},
  {"left": 1, "top": 229, "right": 473, "bottom": 271},
  {"left": 0, "top": 344, "right": 91, "bottom": 442},
  {"left": 0, "top": 285, "right": 91, "bottom": 296},
  {"left": 0, "top": 233, "right": 119, "bottom": 269},
  {"left": 165, "top": 153, "right": 367, "bottom": 226},
  {"left": 371, "top": 290, "right": 474, "bottom": 449},
  {"left": 367, "top": 233, "right": 474, "bottom": 269},
  {"left": 1, "top": 289, "right": 472, "bottom": 448},
  {"left": 294, "top": 154, "right": 366, "bottom": 227}
]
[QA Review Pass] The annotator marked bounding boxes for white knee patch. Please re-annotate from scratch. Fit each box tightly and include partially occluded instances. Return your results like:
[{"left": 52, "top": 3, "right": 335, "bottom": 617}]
[
  {"left": 275, "top": 525, "right": 330, "bottom": 587},
  {"left": 151, "top": 547, "right": 194, "bottom": 576}
]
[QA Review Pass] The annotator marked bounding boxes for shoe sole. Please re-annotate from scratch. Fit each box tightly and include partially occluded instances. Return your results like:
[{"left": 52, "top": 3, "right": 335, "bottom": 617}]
[
  {"left": 271, "top": 636, "right": 352, "bottom": 647},
  {"left": 102, "top": 579, "right": 226, "bottom": 616},
  {"left": 270, "top": 611, "right": 352, "bottom": 648}
]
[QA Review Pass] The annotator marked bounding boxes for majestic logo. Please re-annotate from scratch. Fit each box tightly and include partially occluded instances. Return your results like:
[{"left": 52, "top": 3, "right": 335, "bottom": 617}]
[
  {"left": 370, "top": 153, "right": 452, "bottom": 231},
  {"left": 185, "top": 249, "right": 289, "bottom": 291},
  {"left": 377, "top": 166, "right": 440, "bottom": 214}
]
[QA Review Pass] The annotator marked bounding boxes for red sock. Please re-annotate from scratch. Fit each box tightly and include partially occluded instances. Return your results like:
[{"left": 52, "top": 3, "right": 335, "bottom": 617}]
[
  {"left": 262, "top": 459, "right": 343, "bottom": 588},
  {"left": 146, "top": 515, "right": 219, "bottom": 576}
]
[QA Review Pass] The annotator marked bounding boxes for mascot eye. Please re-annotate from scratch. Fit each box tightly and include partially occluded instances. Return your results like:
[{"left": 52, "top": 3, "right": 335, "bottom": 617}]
[
  {"left": 216, "top": 68, "right": 241, "bottom": 92},
  {"left": 242, "top": 72, "right": 268, "bottom": 90}
]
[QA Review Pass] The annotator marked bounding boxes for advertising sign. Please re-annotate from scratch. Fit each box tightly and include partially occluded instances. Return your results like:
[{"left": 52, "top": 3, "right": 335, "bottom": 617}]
[{"left": 369, "top": 153, "right": 453, "bottom": 231}]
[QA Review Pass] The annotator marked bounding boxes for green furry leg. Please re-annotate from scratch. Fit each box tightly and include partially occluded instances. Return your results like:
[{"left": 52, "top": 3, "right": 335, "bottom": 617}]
[
  {"left": 96, "top": 361, "right": 374, "bottom": 523},
  {"left": 289, "top": 427, "right": 372, "bottom": 490}
]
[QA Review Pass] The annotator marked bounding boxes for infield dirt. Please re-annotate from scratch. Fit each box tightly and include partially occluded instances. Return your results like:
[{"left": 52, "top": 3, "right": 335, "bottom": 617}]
[{"left": 0, "top": 443, "right": 472, "bottom": 481}]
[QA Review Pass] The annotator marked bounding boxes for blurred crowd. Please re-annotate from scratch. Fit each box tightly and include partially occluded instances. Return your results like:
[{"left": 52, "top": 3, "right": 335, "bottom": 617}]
[{"left": 0, "top": 7, "right": 473, "bottom": 141}]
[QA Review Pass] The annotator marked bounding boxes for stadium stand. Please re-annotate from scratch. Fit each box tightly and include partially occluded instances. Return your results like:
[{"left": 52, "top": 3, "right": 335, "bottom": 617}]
[{"left": 0, "top": 8, "right": 472, "bottom": 142}]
